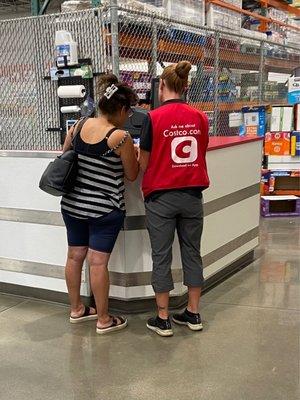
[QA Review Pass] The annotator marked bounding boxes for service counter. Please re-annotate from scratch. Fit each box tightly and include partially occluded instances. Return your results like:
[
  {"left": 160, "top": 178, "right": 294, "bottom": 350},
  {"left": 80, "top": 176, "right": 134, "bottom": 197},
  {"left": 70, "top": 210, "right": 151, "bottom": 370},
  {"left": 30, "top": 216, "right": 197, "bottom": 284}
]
[{"left": 0, "top": 136, "right": 263, "bottom": 312}]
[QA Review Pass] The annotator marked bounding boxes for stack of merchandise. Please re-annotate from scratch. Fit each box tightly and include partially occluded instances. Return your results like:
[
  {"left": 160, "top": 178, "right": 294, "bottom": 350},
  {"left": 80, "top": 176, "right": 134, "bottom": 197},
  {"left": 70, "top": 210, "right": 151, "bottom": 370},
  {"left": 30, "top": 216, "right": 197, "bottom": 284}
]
[
  {"left": 101, "top": 0, "right": 166, "bottom": 15},
  {"left": 289, "top": 1, "right": 300, "bottom": 48},
  {"left": 190, "top": 70, "right": 237, "bottom": 103},
  {"left": 189, "top": 71, "right": 215, "bottom": 102},
  {"left": 239, "top": 73, "right": 287, "bottom": 103},
  {"left": 162, "top": 0, "right": 205, "bottom": 24},
  {"left": 206, "top": 0, "right": 242, "bottom": 33},
  {"left": 264, "top": 82, "right": 287, "bottom": 102},
  {"left": 139, "top": 0, "right": 163, "bottom": 5},
  {"left": 61, "top": 0, "right": 92, "bottom": 12},
  {"left": 218, "top": 71, "right": 237, "bottom": 103},
  {"left": 267, "top": 8, "right": 288, "bottom": 46},
  {"left": 286, "top": 18, "right": 300, "bottom": 49},
  {"left": 240, "top": 28, "right": 267, "bottom": 51},
  {"left": 261, "top": 104, "right": 300, "bottom": 217},
  {"left": 130, "top": 0, "right": 205, "bottom": 24},
  {"left": 240, "top": 73, "right": 259, "bottom": 101},
  {"left": 265, "top": 105, "right": 296, "bottom": 157}
]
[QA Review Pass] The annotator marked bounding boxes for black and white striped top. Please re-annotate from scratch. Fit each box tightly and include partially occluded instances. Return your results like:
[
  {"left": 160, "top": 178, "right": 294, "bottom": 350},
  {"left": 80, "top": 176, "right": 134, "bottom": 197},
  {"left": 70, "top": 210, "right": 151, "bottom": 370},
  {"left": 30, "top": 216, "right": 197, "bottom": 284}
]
[{"left": 61, "top": 127, "right": 126, "bottom": 219}]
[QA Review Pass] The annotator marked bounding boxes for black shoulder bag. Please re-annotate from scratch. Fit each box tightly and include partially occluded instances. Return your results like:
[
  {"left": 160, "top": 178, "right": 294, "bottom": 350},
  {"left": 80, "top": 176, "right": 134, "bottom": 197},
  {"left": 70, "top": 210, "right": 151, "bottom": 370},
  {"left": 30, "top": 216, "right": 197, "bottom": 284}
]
[{"left": 39, "top": 118, "right": 87, "bottom": 196}]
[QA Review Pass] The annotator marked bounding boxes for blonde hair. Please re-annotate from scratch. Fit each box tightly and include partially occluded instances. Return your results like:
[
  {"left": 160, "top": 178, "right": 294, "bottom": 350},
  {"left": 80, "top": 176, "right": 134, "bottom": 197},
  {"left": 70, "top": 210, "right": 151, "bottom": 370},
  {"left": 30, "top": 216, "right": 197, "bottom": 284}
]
[{"left": 161, "top": 61, "right": 192, "bottom": 94}]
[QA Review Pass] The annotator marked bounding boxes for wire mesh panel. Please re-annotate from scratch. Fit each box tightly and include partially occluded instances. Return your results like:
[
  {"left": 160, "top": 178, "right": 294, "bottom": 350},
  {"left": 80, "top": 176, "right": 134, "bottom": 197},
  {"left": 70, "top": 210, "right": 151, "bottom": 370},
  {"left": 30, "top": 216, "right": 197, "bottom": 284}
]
[
  {"left": 1, "top": 5, "right": 300, "bottom": 150},
  {"left": 0, "top": 8, "right": 108, "bottom": 150},
  {"left": 110, "top": 6, "right": 300, "bottom": 136},
  {"left": 114, "top": 7, "right": 217, "bottom": 132}
]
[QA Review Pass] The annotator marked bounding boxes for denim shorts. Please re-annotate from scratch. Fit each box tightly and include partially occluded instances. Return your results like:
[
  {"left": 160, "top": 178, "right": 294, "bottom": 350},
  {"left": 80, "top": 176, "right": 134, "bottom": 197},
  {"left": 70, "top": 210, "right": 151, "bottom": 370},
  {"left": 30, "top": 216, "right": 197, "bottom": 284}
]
[{"left": 62, "top": 209, "right": 125, "bottom": 253}]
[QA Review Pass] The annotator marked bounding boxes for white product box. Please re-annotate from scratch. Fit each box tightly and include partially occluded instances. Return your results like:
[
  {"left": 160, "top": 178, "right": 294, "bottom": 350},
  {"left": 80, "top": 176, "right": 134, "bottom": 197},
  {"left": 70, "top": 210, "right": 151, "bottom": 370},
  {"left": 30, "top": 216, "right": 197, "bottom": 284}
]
[
  {"left": 206, "top": 0, "right": 242, "bottom": 32},
  {"left": 295, "top": 104, "right": 300, "bottom": 131},
  {"left": 229, "top": 112, "right": 243, "bottom": 128},
  {"left": 282, "top": 107, "right": 294, "bottom": 131},
  {"left": 163, "top": 0, "right": 205, "bottom": 25},
  {"left": 270, "top": 106, "right": 294, "bottom": 132},
  {"left": 270, "top": 107, "right": 281, "bottom": 132}
]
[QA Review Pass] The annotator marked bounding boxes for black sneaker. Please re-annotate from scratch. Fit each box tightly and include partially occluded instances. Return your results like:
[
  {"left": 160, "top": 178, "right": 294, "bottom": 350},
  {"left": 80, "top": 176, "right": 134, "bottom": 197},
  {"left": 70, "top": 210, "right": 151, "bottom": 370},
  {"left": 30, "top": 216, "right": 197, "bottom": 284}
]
[
  {"left": 172, "top": 309, "right": 203, "bottom": 331},
  {"left": 146, "top": 316, "right": 173, "bottom": 337}
]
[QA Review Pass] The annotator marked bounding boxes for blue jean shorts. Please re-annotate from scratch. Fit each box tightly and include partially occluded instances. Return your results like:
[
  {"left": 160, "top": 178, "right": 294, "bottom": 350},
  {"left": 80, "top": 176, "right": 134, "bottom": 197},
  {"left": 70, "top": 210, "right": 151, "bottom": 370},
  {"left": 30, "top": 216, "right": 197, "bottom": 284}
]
[{"left": 62, "top": 209, "right": 125, "bottom": 253}]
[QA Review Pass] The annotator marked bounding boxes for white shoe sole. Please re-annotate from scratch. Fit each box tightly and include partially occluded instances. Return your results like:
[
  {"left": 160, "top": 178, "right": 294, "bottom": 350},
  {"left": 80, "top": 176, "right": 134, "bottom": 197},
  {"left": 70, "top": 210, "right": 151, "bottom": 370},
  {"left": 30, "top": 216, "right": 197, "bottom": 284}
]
[
  {"left": 172, "top": 317, "right": 203, "bottom": 331},
  {"left": 70, "top": 314, "right": 98, "bottom": 324},
  {"left": 146, "top": 324, "right": 173, "bottom": 337},
  {"left": 96, "top": 320, "right": 128, "bottom": 335}
]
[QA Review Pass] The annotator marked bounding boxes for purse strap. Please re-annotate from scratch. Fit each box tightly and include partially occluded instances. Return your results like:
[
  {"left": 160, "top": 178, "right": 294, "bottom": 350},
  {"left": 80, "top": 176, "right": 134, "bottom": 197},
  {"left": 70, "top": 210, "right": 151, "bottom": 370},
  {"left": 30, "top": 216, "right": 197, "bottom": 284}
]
[
  {"left": 71, "top": 117, "right": 89, "bottom": 144},
  {"left": 102, "top": 128, "right": 129, "bottom": 156}
]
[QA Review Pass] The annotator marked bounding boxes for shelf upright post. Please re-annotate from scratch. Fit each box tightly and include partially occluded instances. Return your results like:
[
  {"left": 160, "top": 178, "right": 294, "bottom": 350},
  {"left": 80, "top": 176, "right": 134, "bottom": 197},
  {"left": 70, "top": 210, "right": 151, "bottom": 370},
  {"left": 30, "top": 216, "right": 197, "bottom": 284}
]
[
  {"left": 31, "top": 0, "right": 40, "bottom": 15},
  {"left": 150, "top": 18, "right": 158, "bottom": 77},
  {"left": 258, "top": 41, "right": 265, "bottom": 103},
  {"left": 110, "top": 0, "right": 120, "bottom": 78},
  {"left": 213, "top": 32, "right": 220, "bottom": 136}
]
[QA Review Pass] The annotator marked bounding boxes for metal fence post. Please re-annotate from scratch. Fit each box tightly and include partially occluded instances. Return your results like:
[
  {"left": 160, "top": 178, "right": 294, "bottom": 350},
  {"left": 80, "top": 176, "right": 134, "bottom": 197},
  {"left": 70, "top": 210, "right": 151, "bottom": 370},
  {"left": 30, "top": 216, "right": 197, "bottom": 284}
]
[
  {"left": 110, "top": 0, "right": 120, "bottom": 77},
  {"left": 259, "top": 41, "right": 265, "bottom": 103},
  {"left": 213, "top": 33, "right": 220, "bottom": 136},
  {"left": 150, "top": 18, "right": 158, "bottom": 77},
  {"left": 31, "top": 0, "right": 40, "bottom": 15}
]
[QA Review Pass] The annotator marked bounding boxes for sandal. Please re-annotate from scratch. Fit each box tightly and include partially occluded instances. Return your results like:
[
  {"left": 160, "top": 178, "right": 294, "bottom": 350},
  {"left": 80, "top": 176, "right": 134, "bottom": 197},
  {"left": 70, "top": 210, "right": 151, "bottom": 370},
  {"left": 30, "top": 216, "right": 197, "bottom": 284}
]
[
  {"left": 96, "top": 316, "right": 128, "bottom": 335},
  {"left": 70, "top": 306, "right": 98, "bottom": 324}
]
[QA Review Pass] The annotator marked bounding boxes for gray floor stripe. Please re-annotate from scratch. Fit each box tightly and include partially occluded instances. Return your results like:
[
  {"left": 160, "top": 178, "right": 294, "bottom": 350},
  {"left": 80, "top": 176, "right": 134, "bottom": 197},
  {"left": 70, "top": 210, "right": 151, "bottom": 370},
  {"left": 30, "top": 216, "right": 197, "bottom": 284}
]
[
  {"left": 0, "top": 226, "right": 259, "bottom": 286},
  {"left": 204, "top": 184, "right": 260, "bottom": 217},
  {"left": 0, "top": 258, "right": 65, "bottom": 280},
  {"left": 0, "top": 151, "right": 58, "bottom": 158},
  {"left": 0, "top": 183, "right": 259, "bottom": 230}
]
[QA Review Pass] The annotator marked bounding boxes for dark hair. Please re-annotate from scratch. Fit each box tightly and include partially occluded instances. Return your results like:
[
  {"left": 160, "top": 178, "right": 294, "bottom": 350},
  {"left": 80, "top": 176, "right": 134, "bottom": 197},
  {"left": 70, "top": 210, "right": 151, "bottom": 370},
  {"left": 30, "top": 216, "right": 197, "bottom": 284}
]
[
  {"left": 161, "top": 61, "right": 192, "bottom": 94},
  {"left": 97, "top": 74, "right": 138, "bottom": 116},
  {"left": 138, "top": 90, "right": 151, "bottom": 106}
]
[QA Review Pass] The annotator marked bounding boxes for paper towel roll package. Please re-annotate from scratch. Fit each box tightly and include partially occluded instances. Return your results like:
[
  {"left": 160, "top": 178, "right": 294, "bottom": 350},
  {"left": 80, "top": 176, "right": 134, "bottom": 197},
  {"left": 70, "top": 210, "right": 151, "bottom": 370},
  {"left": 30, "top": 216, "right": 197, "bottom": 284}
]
[
  {"left": 60, "top": 105, "right": 81, "bottom": 113},
  {"left": 57, "top": 85, "right": 86, "bottom": 98}
]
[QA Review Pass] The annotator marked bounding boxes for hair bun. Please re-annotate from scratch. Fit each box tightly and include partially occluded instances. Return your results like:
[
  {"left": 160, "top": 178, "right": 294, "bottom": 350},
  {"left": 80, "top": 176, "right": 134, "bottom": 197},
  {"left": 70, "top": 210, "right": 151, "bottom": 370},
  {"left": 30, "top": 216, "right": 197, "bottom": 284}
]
[
  {"left": 175, "top": 61, "right": 192, "bottom": 80},
  {"left": 98, "top": 73, "right": 119, "bottom": 95}
]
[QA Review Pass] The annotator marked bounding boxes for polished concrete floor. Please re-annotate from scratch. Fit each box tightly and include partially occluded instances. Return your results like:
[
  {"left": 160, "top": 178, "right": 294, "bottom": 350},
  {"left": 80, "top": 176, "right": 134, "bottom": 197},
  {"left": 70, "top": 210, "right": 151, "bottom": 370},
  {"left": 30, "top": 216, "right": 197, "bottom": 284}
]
[{"left": 0, "top": 218, "right": 299, "bottom": 400}]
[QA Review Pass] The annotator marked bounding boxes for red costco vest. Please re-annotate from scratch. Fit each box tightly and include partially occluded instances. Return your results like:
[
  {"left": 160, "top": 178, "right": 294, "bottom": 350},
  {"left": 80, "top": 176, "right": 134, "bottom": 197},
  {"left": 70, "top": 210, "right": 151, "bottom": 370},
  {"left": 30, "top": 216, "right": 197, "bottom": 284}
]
[{"left": 142, "top": 101, "right": 210, "bottom": 198}]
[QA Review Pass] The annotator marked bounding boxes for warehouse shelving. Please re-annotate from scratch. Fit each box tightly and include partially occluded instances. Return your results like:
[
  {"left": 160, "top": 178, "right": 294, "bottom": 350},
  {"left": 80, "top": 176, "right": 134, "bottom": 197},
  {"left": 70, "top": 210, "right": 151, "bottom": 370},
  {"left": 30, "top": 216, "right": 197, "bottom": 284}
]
[
  {"left": 110, "top": 27, "right": 300, "bottom": 74},
  {"left": 207, "top": 0, "right": 300, "bottom": 31},
  {"left": 192, "top": 100, "right": 287, "bottom": 112}
]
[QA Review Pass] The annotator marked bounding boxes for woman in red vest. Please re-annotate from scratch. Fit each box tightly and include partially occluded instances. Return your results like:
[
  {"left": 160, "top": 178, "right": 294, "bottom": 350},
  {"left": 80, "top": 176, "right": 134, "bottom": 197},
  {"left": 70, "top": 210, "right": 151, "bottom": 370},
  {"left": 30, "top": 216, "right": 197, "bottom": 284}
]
[{"left": 139, "top": 61, "right": 210, "bottom": 337}]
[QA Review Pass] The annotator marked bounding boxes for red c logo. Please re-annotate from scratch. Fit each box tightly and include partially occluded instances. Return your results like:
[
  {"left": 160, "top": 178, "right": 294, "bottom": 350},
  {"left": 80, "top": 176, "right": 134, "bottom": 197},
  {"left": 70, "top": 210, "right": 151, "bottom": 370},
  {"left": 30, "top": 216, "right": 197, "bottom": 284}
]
[{"left": 175, "top": 140, "right": 194, "bottom": 159}]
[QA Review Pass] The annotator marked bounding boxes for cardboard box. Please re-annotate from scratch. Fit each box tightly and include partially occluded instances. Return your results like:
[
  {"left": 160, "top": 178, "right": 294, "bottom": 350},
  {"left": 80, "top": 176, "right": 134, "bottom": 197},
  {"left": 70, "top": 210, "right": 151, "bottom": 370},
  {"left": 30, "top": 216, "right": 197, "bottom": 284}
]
[
  {"left": 288, "top": 77, "right": 300, "bottom": 105},
  {"left": 291, "top": 131, "right": 300, "bottom": 156},
  {"left": 295, "top": 104, "right": 300, "bottom": 131},
  {"left": 270, "top": 106, "right": 294, "bottom": 132},
  {"left": 261, "top": 196, "right": 300, "bottom": 218},
  {"left": 264, "top": 132, "right": 291, "bottom": 156},
  {"left": 229, "top": 112, "right": 243, "bottom": 128},
  {"left": 242, "top": 106, "right": 266, "bottom": 136}
]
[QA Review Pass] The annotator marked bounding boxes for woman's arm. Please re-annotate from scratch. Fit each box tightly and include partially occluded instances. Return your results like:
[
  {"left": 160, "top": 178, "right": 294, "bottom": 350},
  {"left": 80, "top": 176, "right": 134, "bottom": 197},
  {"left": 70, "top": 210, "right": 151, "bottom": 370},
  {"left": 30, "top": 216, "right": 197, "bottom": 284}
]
[
  {"left": 109, "top": 131, "right": 139, "bottom": 181},
  {"left": 139, "top": 150, "right": 150, "bottom": 172}
]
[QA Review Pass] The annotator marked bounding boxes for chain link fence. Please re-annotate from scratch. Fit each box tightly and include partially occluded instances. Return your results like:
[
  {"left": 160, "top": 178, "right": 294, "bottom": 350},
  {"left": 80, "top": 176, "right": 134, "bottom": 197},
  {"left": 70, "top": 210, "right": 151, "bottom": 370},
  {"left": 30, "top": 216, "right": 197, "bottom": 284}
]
[
  {"left": 0, "top": 8, "right": 108, "bottom": 150},
  {"left": 0, "top": 5, "right": 299, "bottom": 150}
]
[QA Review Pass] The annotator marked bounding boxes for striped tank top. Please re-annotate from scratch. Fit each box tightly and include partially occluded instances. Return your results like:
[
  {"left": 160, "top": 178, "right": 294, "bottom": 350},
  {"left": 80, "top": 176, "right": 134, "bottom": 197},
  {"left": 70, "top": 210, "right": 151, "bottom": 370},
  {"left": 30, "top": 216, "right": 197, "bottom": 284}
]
[{"left": 61, "top": 127, "right": 126, "bottom": 219}]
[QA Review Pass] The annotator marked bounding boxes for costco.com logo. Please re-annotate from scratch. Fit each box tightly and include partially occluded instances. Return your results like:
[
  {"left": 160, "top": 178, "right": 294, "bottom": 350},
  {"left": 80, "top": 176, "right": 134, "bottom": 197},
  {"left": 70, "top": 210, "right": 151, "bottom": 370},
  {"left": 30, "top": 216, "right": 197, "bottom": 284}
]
[{"left": 171, "top": 137, "right": 197, "bottom": 164}]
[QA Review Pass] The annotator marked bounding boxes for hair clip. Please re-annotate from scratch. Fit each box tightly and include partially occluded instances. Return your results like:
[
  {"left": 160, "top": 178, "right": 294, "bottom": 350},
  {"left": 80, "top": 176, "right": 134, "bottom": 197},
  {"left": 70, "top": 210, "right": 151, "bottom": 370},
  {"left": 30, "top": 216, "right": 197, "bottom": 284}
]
[{"left": 104, "top": 84, "right": 118, "bottom": 100}]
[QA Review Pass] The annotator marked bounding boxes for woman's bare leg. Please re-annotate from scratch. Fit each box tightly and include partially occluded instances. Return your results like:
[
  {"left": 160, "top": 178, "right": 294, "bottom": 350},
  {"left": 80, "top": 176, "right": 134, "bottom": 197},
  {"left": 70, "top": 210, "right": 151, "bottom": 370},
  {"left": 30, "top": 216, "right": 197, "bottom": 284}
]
[
  {"left": 87, "top": 249, "right": 112, "bottom": 328},
  {"left": 65, "top": 246, "right": 95, "bottom": 317}
]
